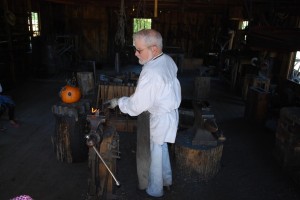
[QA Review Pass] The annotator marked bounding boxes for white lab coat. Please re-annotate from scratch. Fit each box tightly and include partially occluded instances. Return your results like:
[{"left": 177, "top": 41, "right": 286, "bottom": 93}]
[{"left": 118, "top": 53, "right": 181, "bottom": 145}]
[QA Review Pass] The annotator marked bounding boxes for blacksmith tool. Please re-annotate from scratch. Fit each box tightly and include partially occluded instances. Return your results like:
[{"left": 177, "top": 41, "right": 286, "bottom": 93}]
[{"left": 85, "top": 134, "right": 121, "bottom": 186}]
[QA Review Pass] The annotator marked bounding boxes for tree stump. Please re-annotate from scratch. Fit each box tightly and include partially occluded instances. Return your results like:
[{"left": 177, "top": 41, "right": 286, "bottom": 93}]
[
  {"left": 175, "top": 128, "right": 223, "bottom": 181},
  {"left": 51, "top": 100, "right": 91, "bottom": 163},
  {"left": 87, "top": 126, "right": 119, "bottom": 200}
]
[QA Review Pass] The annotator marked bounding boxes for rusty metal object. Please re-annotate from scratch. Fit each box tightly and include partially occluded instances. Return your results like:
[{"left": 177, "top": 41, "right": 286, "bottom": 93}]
[
  {"left": 192, "top": 100, "right": 219, "bottom": 146},
  {"left": 204, "top": 118, "right": 218, "bottom": 133}
]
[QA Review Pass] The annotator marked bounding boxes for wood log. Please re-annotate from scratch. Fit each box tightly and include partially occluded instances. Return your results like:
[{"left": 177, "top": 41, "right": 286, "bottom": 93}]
[
  {"left": 98, "top": 126, "right": 119, "bottom": 198},
  {"left": 175, "top": 128, "right": 223, "bottom": 181},
  {"left": 51, "top": 101, "right": 91, "bottom": 163},
  {"left": 87, "top": 126, "right": 119, "bottom": 199}
]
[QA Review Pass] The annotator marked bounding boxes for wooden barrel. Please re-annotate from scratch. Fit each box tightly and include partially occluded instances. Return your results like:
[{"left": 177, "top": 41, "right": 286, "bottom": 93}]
[{"left": 175, "top": 128, "right": 223, "bottom": 181}]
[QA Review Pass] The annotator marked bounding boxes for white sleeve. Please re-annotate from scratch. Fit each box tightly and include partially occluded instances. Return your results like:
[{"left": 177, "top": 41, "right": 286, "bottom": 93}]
[{"left": 118, "top": 70, "right": 156, "bottom": 116}]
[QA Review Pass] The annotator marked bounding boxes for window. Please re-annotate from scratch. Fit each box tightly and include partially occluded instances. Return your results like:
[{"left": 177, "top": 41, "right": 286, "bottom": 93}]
[
  {"left": 239, "top": 20, "right": 248, "bottom": 41},
  {"left": 133, "top": 18, "right": 151, "bottom": 33},
  {"left": 240, "top": 21, "right": 248, "bottom": 30},
  {"left": 28, "top": 12, "right": 40, "bottom": 37},
  {"left": 290, "top": 51, "right": 300, "bottom": 83}
]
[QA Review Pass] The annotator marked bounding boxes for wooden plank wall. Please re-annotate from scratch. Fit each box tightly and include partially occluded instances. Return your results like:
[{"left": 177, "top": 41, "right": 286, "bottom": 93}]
[
  {"left": 37, "top": 1, "right": 229, "bottom": 65},
  {"left": 0, "top": 0, "right": 31, "bottom": 85},
  {"left": 98, "top": 84, "right": 136, "bottom": 104}
]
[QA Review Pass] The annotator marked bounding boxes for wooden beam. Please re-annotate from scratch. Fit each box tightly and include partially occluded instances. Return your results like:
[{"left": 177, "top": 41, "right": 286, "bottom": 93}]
[{"left": 154, "top": 0, "right": 158, "bottom": 17}]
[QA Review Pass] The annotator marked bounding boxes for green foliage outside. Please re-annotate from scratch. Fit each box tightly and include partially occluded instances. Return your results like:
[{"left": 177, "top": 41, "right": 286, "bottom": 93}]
[{"left": 133, "top": 18, "right": 152, "bottom": 33}]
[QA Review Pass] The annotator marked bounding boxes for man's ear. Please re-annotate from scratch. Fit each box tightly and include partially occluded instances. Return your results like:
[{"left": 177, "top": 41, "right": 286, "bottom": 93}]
[{"left": 151, "top": 45, "right": 158, "bottom": 53}]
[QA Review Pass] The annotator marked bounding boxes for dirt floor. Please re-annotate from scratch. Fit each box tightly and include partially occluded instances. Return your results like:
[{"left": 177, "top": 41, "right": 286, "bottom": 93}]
[{"left": 1, "top": 72, "right": 300, "bottom": 200}]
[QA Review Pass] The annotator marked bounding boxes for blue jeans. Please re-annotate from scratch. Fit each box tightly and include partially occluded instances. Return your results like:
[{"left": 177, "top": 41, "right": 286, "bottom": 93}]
[{"left": 146, "top": 142, "right": 172, "bottom": 197}]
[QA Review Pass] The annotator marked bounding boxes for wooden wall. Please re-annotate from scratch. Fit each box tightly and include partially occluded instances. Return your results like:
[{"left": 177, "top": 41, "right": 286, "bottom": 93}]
[
  {"left": 33, "top": 1, "right": 232, "bottom": 67},
  {"left": 1, "top": 0, "right": 300, "bottom": 102},
  {"left": 0, "top": 0, "right": 31, "bottom": 86}
]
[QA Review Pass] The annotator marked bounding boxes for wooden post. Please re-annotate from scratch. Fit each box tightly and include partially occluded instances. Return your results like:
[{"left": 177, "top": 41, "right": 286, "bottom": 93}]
[
  {"left": 136, "top": 111, "right": 151, "bottom": 190},
  {"left": 154, "top": 0, "right": 158, "bottom": 17}
]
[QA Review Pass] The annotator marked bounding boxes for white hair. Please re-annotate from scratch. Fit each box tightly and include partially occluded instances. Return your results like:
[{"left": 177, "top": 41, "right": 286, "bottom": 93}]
[{"left": 133, "top": 29, "right": 163, "bottom": 50}]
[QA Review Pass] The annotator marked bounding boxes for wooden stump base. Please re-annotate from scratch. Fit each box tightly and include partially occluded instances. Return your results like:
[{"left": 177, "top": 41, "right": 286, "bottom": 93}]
[
  {"left": 51, "top": 100, "right": 92, "bottom": 163},
  {"left": 175, "top": 128, "right": 223, "bottom": 181},
  {"left": 87, "top": 126, "right": 119, "bottom": 199}
]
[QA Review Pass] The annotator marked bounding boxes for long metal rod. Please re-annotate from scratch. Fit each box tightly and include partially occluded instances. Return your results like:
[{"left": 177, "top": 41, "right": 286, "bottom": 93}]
[{"left": 91, "top": 144, "right": 120, "bottom": 186}]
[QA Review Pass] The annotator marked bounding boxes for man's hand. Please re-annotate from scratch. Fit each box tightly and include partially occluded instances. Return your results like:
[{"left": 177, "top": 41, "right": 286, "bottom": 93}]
[{"left": 108, "top": 98, "right": 118, "bottom": 109}]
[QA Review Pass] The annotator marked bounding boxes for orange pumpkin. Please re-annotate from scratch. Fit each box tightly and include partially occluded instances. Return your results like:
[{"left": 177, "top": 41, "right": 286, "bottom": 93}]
[{"left": 60, "top": 85, "right": 81, "bottom": 103}]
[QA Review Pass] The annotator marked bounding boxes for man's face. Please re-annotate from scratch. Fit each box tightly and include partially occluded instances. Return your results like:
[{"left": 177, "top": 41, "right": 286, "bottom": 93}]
[{"left": 133, "top": 38, "right": 153, "bottom": 65}]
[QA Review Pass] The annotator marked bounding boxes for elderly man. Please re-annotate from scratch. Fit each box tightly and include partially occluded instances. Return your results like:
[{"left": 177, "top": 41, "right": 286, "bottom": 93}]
[{"left": 108, "top": 29, "right": 181, "bottom": 198}]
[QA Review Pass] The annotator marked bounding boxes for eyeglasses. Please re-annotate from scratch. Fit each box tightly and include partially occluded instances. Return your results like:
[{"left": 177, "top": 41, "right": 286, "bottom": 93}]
[{"left": 133, "top": 46, "right": 148, "bottom": 54}]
